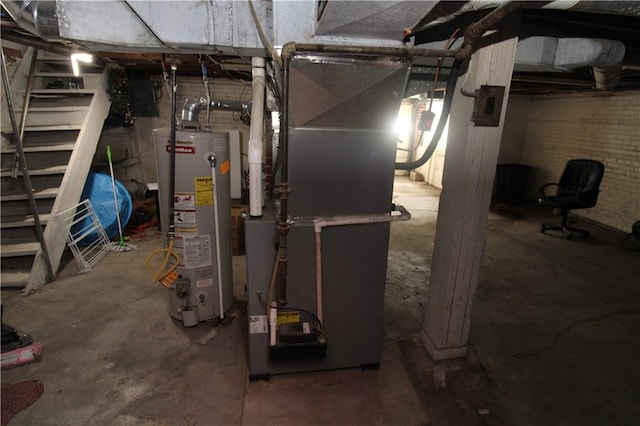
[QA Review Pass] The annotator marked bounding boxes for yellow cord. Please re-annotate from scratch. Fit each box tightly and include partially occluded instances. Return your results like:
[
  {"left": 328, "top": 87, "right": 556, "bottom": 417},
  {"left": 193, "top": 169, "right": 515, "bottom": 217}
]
[{"left": 145, "top": 238, "right": 179, "bottom": 285}]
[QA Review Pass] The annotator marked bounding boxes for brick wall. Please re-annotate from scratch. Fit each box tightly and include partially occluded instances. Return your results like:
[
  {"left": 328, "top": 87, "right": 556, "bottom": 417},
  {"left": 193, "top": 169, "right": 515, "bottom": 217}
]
[
  {"left": 500, "top": 90, "right": 640, "bottom": 232},
  {"left": 498, "top": 96, "right": 530, "bottom": 164},
  {"left": 133, "top": 76, "right": 252, "bottom": 185},
  {"left": 96, "top": 75, "right": 252, "bottom": 191}
]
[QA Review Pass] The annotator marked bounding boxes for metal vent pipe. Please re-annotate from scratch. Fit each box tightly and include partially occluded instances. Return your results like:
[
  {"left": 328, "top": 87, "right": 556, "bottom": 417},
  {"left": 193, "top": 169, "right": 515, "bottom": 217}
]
[
  {"left": 180, "top": 97, "right": 247, "bottom": 126},
  {"left": 1, "top": 0, "right": 61, "bottom": 40}
]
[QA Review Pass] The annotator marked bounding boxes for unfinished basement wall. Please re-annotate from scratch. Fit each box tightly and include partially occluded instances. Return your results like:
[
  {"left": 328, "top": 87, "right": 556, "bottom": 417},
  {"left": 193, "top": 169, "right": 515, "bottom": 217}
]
[
  {"left": 520, "top": 90, "right": 640, "bottom": 232},
  {"left": 129, "top": 76, "right": 251, "bottom": 189},
  {"left": 498, "top": 95, "right": 531, "bottom": 164}
]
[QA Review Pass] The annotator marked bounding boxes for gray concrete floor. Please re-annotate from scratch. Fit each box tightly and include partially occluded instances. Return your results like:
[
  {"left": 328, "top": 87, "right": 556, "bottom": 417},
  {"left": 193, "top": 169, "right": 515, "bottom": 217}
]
[{"left": 2, "top": 176, "right": 639, "bottom": 425}]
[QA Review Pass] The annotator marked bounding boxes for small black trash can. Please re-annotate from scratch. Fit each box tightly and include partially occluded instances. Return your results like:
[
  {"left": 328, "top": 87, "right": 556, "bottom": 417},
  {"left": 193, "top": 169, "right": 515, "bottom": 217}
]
[{"left": 494, "top": 163, "right": 531, "bottom": 206}]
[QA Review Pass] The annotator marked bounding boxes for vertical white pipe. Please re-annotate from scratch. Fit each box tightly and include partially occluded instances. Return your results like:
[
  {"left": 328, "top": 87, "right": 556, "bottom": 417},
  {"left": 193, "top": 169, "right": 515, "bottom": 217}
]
[
  {"left": 248, "top": 57, "right": 266, "bottom": 217},
  {"left": 314, "top": 231, "right": 323, "bottom": 324},
  {"left": 269, "top": 302, "right": 278, "bottom": 346},
  {"left": 210, "top": 157, "right": 225, "bottom": 320}
]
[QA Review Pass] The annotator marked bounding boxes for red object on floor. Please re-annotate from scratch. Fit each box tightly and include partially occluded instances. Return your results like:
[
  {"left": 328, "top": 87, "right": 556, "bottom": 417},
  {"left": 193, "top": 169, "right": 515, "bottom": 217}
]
[{"left": 1, "top": 380, "right": 44, "bottom": 426}]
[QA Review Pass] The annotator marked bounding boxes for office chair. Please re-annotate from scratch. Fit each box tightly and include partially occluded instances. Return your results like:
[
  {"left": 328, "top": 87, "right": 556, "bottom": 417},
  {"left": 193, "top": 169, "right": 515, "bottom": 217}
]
[{"left": 538, "top": 159, "right": 605, "bottom": 239}]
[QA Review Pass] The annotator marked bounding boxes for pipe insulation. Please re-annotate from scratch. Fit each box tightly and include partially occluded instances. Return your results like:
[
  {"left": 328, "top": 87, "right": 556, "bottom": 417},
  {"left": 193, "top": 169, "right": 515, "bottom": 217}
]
[
  {"left": 515, "top": 37, "right": 625, "bottom": 90},
  {"left": 556, "top": 38, "right": 626, "bottom": 90},
  {"left": 248, "top": 57, "right": 266, "bottom": 217}
]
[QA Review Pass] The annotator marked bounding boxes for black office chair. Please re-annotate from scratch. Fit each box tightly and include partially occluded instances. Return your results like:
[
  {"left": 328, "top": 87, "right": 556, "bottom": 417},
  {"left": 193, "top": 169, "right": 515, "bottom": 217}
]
[{"left": 538, "top": 159, "right": 605, "bottom": 239}]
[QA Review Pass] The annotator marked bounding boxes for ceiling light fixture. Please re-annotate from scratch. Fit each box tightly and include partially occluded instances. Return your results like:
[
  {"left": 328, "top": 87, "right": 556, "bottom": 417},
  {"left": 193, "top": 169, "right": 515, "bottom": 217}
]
[{"left": 70, "top": 52, "right": 93, "bottom": 76}]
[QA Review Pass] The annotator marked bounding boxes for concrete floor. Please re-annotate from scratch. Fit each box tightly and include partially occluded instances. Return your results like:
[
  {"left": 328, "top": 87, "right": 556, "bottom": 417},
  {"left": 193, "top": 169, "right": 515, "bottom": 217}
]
[{"left": 2, "top": 176, "right": 639, "bottom": 425}]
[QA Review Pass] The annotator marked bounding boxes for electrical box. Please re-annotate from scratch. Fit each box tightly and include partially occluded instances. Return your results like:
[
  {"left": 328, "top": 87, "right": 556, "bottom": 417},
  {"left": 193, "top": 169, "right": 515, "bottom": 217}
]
[{"left": 472, "top": 85, "right": 505, "bottom": 127}]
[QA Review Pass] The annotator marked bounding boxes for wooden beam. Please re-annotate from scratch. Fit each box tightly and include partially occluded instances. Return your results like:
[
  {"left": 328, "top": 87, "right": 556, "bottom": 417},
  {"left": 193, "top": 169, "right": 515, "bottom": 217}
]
[{"left": 421, "top": 21, "right": 519, "bottom": 360}]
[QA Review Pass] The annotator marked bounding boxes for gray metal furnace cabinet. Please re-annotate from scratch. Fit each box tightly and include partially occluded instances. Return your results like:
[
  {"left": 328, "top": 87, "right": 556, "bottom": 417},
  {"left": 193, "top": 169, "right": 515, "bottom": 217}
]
[
  {"left": 246, "top": 129, "right": 398, "bottom": 378},
  {"left": 246, "top": 53, "right": 409, "bottom": 378}
]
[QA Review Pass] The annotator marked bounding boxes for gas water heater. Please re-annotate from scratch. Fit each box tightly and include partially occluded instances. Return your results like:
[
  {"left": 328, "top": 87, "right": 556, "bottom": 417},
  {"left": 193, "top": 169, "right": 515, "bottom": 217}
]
[{"left": 153, "top": 129, "right": 234, "bottom": 326}]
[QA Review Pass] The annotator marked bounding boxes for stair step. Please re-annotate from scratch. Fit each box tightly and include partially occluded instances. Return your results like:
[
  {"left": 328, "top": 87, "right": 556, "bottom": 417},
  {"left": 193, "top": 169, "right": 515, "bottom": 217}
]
[
  {"left": 32, "top": 72, "right": 102, "bottom": 78},
  {"left": 18, "top": 106, "right": 90, "bottom": 113},
  {"left": 1, "top": 214, "right": 51, "bottom": 229},
  {"left": 29, "top": 89, "right": 95, "bottom": 95},
  {"left": 36, "top": 53, "right": 72, "bottom": 62},
  {"left": 1, "top": 143, "right": 76, "bottom": 154},
  {"left": 0, "top": 188, "right": 59, "bottom": 202},
  {"left": 0, "top": 271, "right": 30, "bottom": 288},
  {"left": 24, "top": 124, "right": 83, "bottom": 132},
  {"left": 28, "top": 96, "right": 92, "bottom": 109},
  {"left": 0, "top": 241, "right": 40, "bottom": 257},
  {"left": 1, "top": 165, "right": 67, "bottom": 177}
]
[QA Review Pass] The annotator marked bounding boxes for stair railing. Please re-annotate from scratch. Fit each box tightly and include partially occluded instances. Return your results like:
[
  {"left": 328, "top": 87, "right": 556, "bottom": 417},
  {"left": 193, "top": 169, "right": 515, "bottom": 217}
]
[{"left": 11, "top": 48, "right": 38, "bottom": 178}]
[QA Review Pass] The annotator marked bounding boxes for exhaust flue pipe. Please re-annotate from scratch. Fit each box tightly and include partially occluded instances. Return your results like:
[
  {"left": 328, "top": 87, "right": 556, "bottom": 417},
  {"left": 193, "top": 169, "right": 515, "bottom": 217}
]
[{"left": 180, "top": 97, "right": 247, "bottom": 127}]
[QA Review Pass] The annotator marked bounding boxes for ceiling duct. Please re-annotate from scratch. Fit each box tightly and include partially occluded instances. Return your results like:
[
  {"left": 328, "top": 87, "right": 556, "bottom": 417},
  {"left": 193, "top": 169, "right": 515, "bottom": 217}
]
[
  {"left": 543, "top": 0, "right": 640, "bottom": 17},
  {"left": 515, "top": 37, "right": 625, "bottom": 90},
  {"left": 287, "top": 54, "right": 410, "bottom": 129},
  {"left": 1, "top": 0, "right": 61, "bottom": 41}
]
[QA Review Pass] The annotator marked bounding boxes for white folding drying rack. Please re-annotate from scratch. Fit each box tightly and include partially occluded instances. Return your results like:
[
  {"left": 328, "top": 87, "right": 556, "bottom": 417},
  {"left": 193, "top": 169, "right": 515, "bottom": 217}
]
[{"left": 53, "top": 199, "right": 112, "bottom": 273}]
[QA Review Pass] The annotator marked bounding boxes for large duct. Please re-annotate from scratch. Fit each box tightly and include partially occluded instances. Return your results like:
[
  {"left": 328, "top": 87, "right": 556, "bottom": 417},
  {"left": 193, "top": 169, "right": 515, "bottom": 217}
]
[
  {"left": 515, "top": 37, "right": 626, "bottom": 90},
  {"left": 414, "top": 0, "right": 640, "bottom": 32},
  {"left": 543, "top": 1, "right": 640, "bottom": 17},
  {"left": 1, "top": 0, "right": 61, "bottom": 41}
]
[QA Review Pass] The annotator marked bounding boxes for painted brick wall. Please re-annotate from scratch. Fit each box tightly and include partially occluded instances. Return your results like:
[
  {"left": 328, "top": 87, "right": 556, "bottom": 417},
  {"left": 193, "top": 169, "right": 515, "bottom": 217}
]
[
  {"left": 498, "top": 96, "right": 530, "bottom": 164},
  {"left": 500, "top": 90, "right": 640, "bottom": 232}
]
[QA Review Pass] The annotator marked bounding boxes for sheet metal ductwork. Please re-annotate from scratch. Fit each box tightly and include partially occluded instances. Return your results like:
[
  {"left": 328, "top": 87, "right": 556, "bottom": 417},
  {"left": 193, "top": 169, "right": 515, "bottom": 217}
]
[
  {"left": 2, "top": 0, "right": 61, "bottom": 41},
  {"left": 515, "top": 37, "right": 626, "bottom": 90}
]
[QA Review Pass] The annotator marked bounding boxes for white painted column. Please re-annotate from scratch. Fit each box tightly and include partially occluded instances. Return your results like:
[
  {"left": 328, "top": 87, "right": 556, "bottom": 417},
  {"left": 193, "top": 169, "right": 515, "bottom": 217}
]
[{"left": 421, "top": 32, "right": 519, "bottom": 360}]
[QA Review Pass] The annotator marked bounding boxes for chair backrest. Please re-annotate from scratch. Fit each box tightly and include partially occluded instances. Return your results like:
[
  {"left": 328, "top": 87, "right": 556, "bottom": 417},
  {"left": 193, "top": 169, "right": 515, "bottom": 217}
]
[{"left": 557, "top": 159, "right": 605, "bottom": 207}]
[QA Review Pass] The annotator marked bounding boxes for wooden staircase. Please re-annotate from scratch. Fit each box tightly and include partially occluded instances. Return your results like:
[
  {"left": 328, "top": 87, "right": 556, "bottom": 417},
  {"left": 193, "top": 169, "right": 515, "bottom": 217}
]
[{"left": 1, "top": 48, "right": 112, "bottom": 292}]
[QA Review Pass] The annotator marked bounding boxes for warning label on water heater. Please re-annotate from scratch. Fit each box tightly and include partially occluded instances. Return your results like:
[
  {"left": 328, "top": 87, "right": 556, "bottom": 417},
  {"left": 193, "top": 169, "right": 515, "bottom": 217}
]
[
  {"left": 174, "top": 193, "right": 195, "bottom": 210},
  {"left": 174, "top": 235, "right": 212, "bottom": 268},
  {"left": 194, "top": 177, "right": 213, "bottom": 206}
]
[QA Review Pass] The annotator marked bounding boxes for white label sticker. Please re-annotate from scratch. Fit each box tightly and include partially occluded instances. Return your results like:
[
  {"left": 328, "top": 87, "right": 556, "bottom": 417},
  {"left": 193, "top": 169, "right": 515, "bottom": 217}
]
[
  {"left": 174, "top": 234, "right": 212, "bottom": 268},
  {"left": 249, "top": 315, "right": 268, "bottom": 334},
  {"left": 196, "top": 278, "right": 213, "bottom": 288},
  {"left": 303, "top": 322, "right": 311, "bottom": 334},
  {"left": 174, "top": 210, "right": 196, "bottom": 226},
  {"left": 174, "top": 193, "right": 195, "bottom": 210}
]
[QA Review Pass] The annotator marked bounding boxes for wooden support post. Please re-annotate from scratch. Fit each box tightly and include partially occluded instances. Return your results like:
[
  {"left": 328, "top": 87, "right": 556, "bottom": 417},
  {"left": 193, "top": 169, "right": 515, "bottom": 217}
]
[{"left": 421, "top": 29, "right": 518, "bottom": 360}]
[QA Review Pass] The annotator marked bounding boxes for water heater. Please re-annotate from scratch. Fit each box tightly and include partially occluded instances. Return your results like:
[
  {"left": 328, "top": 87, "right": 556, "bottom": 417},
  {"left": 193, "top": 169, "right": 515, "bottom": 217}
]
[{"left": 153, "top": 129, "right": 234, "bottom": 326}]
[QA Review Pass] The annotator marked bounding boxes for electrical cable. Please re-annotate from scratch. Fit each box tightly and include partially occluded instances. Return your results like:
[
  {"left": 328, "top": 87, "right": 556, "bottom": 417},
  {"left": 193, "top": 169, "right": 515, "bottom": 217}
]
[
  {"left": 395, "top": 28, "right": 464, "bottom": 171},
  {"left": 395, "top": 59, "right": 461, "bottom": 171}
]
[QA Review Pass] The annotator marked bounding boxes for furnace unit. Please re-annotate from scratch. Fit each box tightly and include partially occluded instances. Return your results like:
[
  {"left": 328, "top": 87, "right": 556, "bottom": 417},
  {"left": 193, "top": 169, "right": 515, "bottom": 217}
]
[{"left": 246, "top": 52, "right": 411, "bottom": 378}]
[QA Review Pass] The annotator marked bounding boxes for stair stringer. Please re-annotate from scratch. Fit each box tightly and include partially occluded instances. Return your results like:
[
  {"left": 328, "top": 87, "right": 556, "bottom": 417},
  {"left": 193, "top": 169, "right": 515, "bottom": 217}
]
[{"left": 24, "top": 66, "right": 113, "bottom": 293}]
